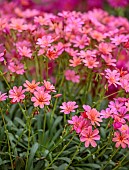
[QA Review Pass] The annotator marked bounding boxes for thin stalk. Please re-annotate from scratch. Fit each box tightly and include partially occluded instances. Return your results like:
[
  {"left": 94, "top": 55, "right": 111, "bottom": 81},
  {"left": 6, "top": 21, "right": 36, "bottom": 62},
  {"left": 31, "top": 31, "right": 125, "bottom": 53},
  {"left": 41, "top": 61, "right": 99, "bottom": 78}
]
[
  {"left": 25, "top": 116, "right": 32, "bottom": 170},
  {"left": 81, "top": 143, "right": 107, "bottom": 162},
  {"left": 49, "top": 128, "right": 70, "bottom": 152},
  {"left": 13, "top": 125, "right": 27, "bottom": 151},
  {"left": 0, "top": 70, "right": 10, "bottom": 89},
  {"left": 0, "top": 110, "right": 14, "bottom": 170},
  {"left": 50, "top": 75, "right": 64, "bottom": 122},
  {"left": 112, "top": 152, "right": 129, "bottom": 170},
  {"left": 42, "top": 111, "right": 46, "bottom": 144},
  {"left": 45, "top": 134, "right": 76, "bottom": 170},
  {"left": 46, "top": 58, "right": 49, "bottom": 80},
  {"left": 101, "top": 147, "right": 120, "bottom": 170},
  {"left": 65, "top": 142, "right": 81, "bottom": 170},
  {"left": 35, "top": 55, "right": 40, "bottom": 81}
]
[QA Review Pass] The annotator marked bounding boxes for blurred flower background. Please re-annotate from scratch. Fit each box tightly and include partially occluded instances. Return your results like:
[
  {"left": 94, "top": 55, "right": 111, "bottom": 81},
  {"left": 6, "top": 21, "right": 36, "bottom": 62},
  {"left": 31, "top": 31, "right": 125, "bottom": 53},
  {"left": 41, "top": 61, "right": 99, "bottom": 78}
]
[{"left": 0, "top": 0, "right": 129, "bottom": 14}]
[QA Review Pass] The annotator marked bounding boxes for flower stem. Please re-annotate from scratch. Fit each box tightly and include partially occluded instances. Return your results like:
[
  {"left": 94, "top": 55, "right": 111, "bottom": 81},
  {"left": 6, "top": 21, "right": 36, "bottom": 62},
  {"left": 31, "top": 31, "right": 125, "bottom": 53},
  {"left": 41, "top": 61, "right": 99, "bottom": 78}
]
[
  {"left": 101, "top": 147, "right": 120, "bottom": 170},
  {"left": 0, "top": 109, "right": 14, "bottom": 170},
  {"left": 65, "top": 142, "right": 81, "bottom": 170},
  {"left": 45, "top": 134, "right": 75, "bottom": 170},
  {"left": 25, "top": 115, "right": 32, "bottom": 170}
]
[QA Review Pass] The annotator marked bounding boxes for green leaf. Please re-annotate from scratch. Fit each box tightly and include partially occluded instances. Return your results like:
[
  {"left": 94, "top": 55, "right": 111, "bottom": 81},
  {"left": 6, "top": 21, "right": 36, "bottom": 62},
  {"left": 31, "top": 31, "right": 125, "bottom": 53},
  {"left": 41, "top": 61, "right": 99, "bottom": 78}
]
[
  {"left": 100, "top": 127, "right": 106, "bottom": 139},
  {"left": 57, "top": 157, "right": 71, "bottom": 163},
  {"left": 27, "top": 143, "right": 39, "bottom": 170},
  {"left": 56, "top": 163, "right": 68, "bottom": 170},
  {"left": 14, "top": 117, "right": 25, "bottom": 127},
  {"left": 86, "top": 163, "right": 101, "bottom": 169}
]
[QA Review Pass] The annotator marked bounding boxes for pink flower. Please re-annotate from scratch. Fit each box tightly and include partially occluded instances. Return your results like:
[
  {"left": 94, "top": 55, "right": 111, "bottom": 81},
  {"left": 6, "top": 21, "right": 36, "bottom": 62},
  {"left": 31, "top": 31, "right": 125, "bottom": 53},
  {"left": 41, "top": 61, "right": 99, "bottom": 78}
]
[
  {"left": 68, "top": 115, "right": 90, "bottom": 133},
  {"left": 31, "top": 88, "right": 51, "bottom": 108},
  {"left": 17, "top": 46, "right": 32, "bottom": 58},
  {"left": 0, "top": 91, "right": 8, "bottom": 102},
  {"left": 100, "top": 108, "right": 112, "bottom": 119},
  {"left": 101, "top": 54, "right": 116, "bottom": 67},
  {"left": 110, "top": 35, "right": 128, "bottom": 46},
  {"left": 23, "top": 80, "right": 40, "bottom": 93},
  {"left": 105, "top": 69, "right": 121, "bottom": 87},
  {"left": 69, "top": 56, "right": 82, "bottom": 67},
  {"left": 36, "top": 35, "right": 53, "bottom": 48},
  {"left": 9, "top": 86, "right": 25, "bottom": 103},
  {"left": 65, "top": 48, "right": 78, "bottom": 57},
  {"left": 90, "top": 30, "right": 105, "bottom": 42},
  {"left": 112, "top": 131, "right": 129, "bottom": 148},
  {"left": 46, "top": 47, "right": 58, "bottom": 60},
  {"left": 43, "top": 80, "right": 56, "bottom": 93},
  {"left": 113, "top": 121, "right": 122, "bottom": 130},
  {"left": 10, "top": 18, "right": 26, "bottom": 32},
  {"left": 83, "top": 56, "right": 99, "bottom": 69},
  {"left": 72, "top": 35, "right": 89, "bottom": 49},
  {"left": 86, "top": 108, "right": 102, "bottom": 126},
  {"left": 80, "top": 126, "right": 100, "bottom": 148},
  {"left": 60, "top": 101, "right": 78, "bottom": 114},
  {"left": 98, "top": 42, "right": 113, "bottom": 55},
  {"left": 64, "top": 70, "right": 80, "bottom": 83},
  {"left": 0, "top": 52, "right": 4, "bottom": 62},
  {"left": 8, "top": 61, "right": 25, "bottom": 75},
  {"left": 120, "top": 74, "right": 129, "bottom": 92}
]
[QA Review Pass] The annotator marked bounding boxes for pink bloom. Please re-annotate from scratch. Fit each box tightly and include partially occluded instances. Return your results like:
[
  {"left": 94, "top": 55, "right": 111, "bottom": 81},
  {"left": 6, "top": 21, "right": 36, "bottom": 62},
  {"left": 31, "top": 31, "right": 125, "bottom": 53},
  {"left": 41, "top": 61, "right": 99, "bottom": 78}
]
[
  {"left": 113, "top": 121, "right": 122, "bottom": 130},
  {"left": 90, "top": 30, "right": 105, "bottom": 42},
  {"left": 31, "top": 88, "right": 51, "bottom": 108},
  {"left": 9, "top": 86, "right": 25, "bottom": 103},
  {"left": 43, "top": 80, "right": 56, "bottom": 93},
  {"left": 101, "top": 54, "right": 116, "bottom": 67},
  {"left": 80, "top": 126, "right": 100, "bottom": 148},
  {"left": 68, "top": 115, "right": 90, "bottom": 133},
  {"left": 98, "top": 42, "right": 113, "bottom": 55},
  {"left": 100, "top": 108, "right": 112, "bottom": 119},
  {"left": 0, "top": 52, "right": 4, "bottom": 62},
  {"left": 86, "top": 108, "right": 102, "bottom": 126},
  {"left": 119, "top": 125, "right": 129, "bottom": 133},
  {"left": 0, "top": 91, "right": 8, "bottom": 102},
  {"left": 109, "top": 99, "right": 124, "bottom": 114},
  {"left": 72, "top": 35, "right": 89, "bottom": 49},
  {"left": 17, "top": 46, "right": 32, "bottom": 58},
  {"left": 120, "top": 74, "right": 129, "bottom": 92},
  {"left": 69, "top": 56, "right": 82, "bottom": 67},
  {"left": 10, "top": 18, "right": 26, "bottom": 32},
  {"left": 34, "top": 16, "right": 48, "bottom": 26},
  {"left": 83, "top": 105, "right": 91, "bottom": 112},
  {"left": 83, "top": 56, "right": 99, "bottom": 69},
  {"left": 110, "top": 35, "right": 128, "bottom": 46},
  {"left": 64, "top": 70, "right": 80, "bottom": 83},
  {"left": 112, "top": 131, "right": 129, "bottom": 148},
  {"left": 79, "top": 50, "right": 97, "bottom": 59},
  {"left": 105, "top": 69, "right": 121, "bottom": 87},
  {"left": 36, "top": 35, "right": 53, "bottom": 48},
  {"left": 60, "top": 101, "right": 78, "bottom": 114},
  {"left": 65, "top": 48, "right": 78, "bottom": 57},
  {"left": 8, "top": 61, "right": 25, "bottom": 75},
  {"left": 23, "top": 80, "right": 40, "bottom": 93},
  {"left": 46, "top": 47, "right": 58, "bottom": 60}
]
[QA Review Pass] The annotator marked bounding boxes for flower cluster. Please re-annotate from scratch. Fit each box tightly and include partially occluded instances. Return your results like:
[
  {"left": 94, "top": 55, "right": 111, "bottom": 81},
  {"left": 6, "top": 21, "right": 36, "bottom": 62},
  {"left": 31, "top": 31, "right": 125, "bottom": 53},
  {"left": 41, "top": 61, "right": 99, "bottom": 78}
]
[
  {"left": 0, "top": 80, "right": 56, "bottom": 109},
  {"left": 101, "top": 98, "right": 129, "bottom": 148},
  {"left": 67, "top": 105, "right": 101, "bottom": 147}
]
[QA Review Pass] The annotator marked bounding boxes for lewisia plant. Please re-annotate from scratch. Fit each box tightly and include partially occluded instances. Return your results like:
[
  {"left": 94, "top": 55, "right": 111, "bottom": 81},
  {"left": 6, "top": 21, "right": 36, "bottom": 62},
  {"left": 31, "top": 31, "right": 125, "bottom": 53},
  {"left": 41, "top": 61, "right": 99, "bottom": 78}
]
[{"left": 0, "top": 2, "right": 129, "bottom": 170}]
